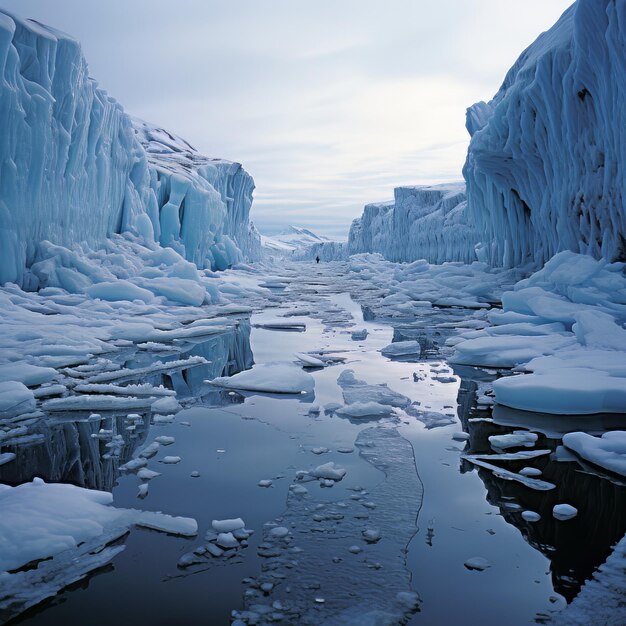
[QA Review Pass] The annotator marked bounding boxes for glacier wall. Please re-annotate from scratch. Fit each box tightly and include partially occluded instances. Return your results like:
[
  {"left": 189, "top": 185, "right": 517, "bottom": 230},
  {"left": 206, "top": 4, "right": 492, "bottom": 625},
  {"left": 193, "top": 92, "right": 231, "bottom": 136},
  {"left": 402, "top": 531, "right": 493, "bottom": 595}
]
[
  {"left": 0, "top": 10, "right": 258, "bottom": 286},
  {"left": 464, "top": 0, "right": 626, "bottom": 267},
  {"left": 346, "top": 183, "right": 479, "bottom": 264}
]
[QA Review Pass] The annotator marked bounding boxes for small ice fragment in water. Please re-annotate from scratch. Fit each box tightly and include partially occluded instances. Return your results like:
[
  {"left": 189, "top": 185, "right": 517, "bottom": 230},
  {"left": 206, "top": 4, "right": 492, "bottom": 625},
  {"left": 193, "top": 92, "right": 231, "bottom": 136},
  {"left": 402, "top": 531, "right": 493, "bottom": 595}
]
[
  {"left": 216, "top": 532, "right": 239, "bottom": 548},
  {"left": 522, "top": 511, "right": 541, "bottom": 522},
  {"left": 190, "top": 470, "right": 200, "bottom": 478},
  {"left": 553, "top": 504, "right": 578, "bottom": 520},
  {"left": 270, "top": 526, "right": 290, "bottom": 538},
  {"left": 155, "top": 435, "right": 175, "bottom": 445},
  {"left": 258, "top": 479, "right": 273, "bottom": 488},
  {"left": 337, "top": 447, "right": 354, "bottom": 453},
  {"left": 452, "top": 432, "right": 470, "bottom": 441},
  {"left": 311, "top": 462, "right": 346, "bottom": 481},
  {"left": 311, "top": 447, "right": 329, "bottom": 455},
  {"left": 519, "top": 467, "right": 542, "bottom": 477},
  {"left": 464, "top": 557, "right": 491, "bottom": 571},
  {"left": 489, "top": 431, "right": 538, "bottom": 450},
  {"left": 212, "top": 518, "right": 245, "bottom": 533},
  {"left": 348, "top": 545, "right": 362, "bottom": 554},
  {"left": 137, "top": 468, "right": 161, "bottom": 480},
  {"left": 351, "top": 329, "right": 368, "bottom": 341},
  {"left": 362, "top": 528, "right": 381, "bottom": 543},
  {"left": 137, "top": 483, "right": 149, "bottom": 499},
  {"left": 160, "top": 456, "right": 181, "bottom": 464}
]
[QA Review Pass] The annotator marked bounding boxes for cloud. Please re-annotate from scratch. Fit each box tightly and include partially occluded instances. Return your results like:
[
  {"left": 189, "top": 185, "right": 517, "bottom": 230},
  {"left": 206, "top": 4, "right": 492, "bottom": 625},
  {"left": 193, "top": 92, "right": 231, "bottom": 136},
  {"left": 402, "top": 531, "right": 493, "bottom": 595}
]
[{"left": 1, "top": 0, "right": 573, "bottom": 236}]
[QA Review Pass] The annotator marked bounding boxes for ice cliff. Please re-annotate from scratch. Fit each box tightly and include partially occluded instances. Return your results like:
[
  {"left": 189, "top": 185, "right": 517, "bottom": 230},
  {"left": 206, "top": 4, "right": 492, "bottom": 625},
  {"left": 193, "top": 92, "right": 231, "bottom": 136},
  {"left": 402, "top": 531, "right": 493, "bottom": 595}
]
[
  {"left": 464, "top": 0, "right": 626, "bottom": 267},
  {"left": 347, "top": 183, "right": 478, "bottom": 264},
  {"left": 0, "top": 10, "right": 258, "bottom": 287},
  {"left": 349, "top": 0, "right": 626, "bottom": 268}
]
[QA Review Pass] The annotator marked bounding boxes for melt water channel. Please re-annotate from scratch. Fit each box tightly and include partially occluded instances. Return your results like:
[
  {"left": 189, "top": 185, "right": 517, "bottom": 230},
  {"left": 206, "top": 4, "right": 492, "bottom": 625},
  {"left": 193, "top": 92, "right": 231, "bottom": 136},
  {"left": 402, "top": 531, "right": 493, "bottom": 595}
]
[{"left": 4, "top": 266, "right": 626, "bottom": 625}]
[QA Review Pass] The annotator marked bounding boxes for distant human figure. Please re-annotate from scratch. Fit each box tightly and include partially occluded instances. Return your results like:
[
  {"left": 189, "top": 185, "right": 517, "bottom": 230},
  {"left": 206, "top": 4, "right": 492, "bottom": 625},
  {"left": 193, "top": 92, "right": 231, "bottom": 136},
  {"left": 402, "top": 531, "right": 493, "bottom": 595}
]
[{"left": 315, "top": 255, "right": 320, "bottom": 264}]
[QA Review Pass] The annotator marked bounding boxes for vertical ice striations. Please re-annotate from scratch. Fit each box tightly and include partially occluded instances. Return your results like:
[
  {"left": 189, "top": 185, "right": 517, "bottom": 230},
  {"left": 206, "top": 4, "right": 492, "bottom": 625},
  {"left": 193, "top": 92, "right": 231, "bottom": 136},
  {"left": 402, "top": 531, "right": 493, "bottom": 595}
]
[
  {"left": 0, "top": 12, "right": 152, "bottom": 286},
  {"left": 0, "top": 10, "right": 258, "bottom": 287},
  {"left": 464, "top": 0, "right": 626, "bottom": 267},
  {"left": 346, "top": 183, "right": 479, "bottom": 264},
  {"left": 132, "top": 119, "right": 260, "bottom": 269}
]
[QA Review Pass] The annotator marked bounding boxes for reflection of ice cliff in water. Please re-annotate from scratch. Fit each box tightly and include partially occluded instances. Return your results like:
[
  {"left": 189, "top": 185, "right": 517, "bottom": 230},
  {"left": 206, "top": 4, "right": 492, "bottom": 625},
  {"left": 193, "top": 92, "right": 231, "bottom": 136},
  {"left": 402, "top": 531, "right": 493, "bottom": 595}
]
[
  {"left": 454, "top": 373, "right": 626, "bottom": 603},
  {"left": 0, "top": 321, "right": 253, "bottom": 490}
]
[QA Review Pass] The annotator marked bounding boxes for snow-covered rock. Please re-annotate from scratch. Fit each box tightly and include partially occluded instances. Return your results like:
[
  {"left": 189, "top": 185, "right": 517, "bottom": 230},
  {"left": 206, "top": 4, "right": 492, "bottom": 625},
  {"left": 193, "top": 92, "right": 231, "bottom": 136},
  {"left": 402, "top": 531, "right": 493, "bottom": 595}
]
[{"left": 464, "top": 0, "right": 626, "bottom": 267}]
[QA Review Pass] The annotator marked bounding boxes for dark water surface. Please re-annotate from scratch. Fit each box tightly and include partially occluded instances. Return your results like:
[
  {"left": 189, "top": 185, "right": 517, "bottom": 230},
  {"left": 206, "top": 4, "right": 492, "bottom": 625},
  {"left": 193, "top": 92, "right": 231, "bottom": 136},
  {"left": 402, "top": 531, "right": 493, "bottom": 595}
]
[{"left": 2, "top": 271, "right": 625, "bottom": 626}]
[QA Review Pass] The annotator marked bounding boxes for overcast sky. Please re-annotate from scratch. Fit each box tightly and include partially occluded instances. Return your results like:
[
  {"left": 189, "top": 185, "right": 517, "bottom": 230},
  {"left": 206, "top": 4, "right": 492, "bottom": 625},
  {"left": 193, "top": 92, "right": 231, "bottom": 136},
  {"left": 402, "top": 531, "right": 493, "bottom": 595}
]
[{"left": 1, "top": 0, "right": 572, "bottom": 237}]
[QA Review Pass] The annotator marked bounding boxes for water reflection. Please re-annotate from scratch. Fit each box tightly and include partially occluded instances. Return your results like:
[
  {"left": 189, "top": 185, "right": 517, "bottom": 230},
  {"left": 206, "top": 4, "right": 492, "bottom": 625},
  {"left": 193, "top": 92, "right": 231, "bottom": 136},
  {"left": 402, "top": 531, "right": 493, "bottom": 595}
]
[
  {"left": 454, "top": 366, "right": 626, "bottom": 602},
  {"left": 0, "top": 320, "right": 254, "bottom": 489}
]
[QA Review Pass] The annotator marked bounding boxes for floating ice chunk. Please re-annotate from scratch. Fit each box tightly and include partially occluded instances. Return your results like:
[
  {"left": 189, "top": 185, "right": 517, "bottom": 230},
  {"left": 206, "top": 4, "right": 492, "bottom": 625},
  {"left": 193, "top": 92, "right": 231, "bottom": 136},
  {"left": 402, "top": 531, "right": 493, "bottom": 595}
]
[
  {"left": 489, "top": 431, "right": 538, "bottom": 450},
  {"left": 216, "top": 532, "right": 239, "bottom": 548},
  {"left": 336, "top": 402, "right": 396, "bottom": 420},
  {"left": 137, "top": 484, "right": 149, "bottom": 499},
  {"left": 337, "top": 370, "right": 411, "bottom": 409},
  {"left": 153, "top": 414, "right": 175, "bottom": 424},
  {"left": 362, "top": 528, "right": 381, "bottom": 543},
  {"left": 0, "top": 452, "right": 16, "bottom": 466},
  {"left": 208, "top": 363, "right": 315, "bottom": 394},
  {"left": 270, "top": 526, "right": 290, "bottom": 538},
  {"left": 452, "top": 432, "right": 470, "bottom": 441},
  {"left": 119, "top": 457, "right": 148, "bottom": 471},
  {"left": 562, "top": 431, "right": 626, "bottom": 477},
  {"left": 137, "top": 468, "right": 161, "bottom": 480},
  {"left": 139, "top": 442, "right": 160, "bottom": 459},
  {"left": 294, "top": 352, "right": 325, "bottom": 368},
  {"left": 521, "top": 511, "right": 541, "bottom": 522},
  {"left": 351, "top": 329, "right": 368, "bottom": 341},
  {"left": 463, "top": 450, "right": 550, "bottom": 462},
  {"left": 312, "top": 447, "right": 329, "bottom": 455},
  {"left": 190, "top": 471, "right": 200, "bottom": 478},
  {"left": 0, "top": 382, "right": 35, "bottom": 418},
  {"left": 464, "top": 557, "right": 491, "bottom": 571},
  {"left": 311, "top": 462, "right": 346, "bottom": 481},
  {"left": 254, "top": 319, "right": 306, "bottom": 331},
  {"left": 308, "top": 404, "right": 321, "bottom": 415},
  {"left": 151, "top": 396, "right": 180, "bottom": 414},
  {"left": 0, "top": 478, "right": 197, "bottom": 575},
  {"left": 462, "top": 456, "right": 555, "bottom": 491},
  {"left": 160, "top": 456, "right": 181, "bottom": 464},
  {"left": 519, "top": 467, "right": 542, "bottom": 477},
  {"left": 258, "top": 480, "right": 273, "bottom": 488},
  {"left": 553, "top": 504, "right": 578, "bottom": 520},
  {"left": 212, "top": 518, "right": 245, "bottom": 533},
  {"left": 381, "top": 341, "right": 421, "bottom": 358},
  {"left": 154, "top": 435, "right": 175, "bottom": 445},
  {"left": 494, "top": 369, "right": 626, "bottom": 415}
]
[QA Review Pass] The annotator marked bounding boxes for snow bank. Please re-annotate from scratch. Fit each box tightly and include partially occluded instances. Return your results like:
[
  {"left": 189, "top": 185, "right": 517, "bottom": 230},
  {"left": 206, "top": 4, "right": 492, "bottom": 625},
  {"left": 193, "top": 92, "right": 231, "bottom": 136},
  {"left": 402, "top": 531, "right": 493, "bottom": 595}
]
[
  {"left": 464, "top": 0, "right": 626, "bottom": 267},
  {"left": 452, "top": 252, "right": 626, "bottom": 415}
]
